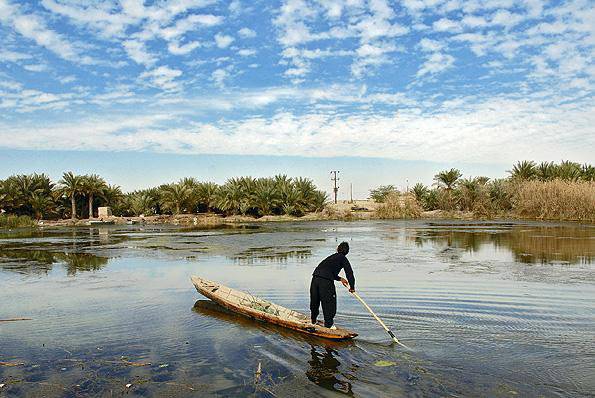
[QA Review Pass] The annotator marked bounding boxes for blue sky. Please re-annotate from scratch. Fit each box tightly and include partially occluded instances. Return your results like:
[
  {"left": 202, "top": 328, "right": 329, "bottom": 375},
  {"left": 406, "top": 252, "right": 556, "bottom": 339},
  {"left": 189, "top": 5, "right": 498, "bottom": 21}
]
[{"left": 0, "top": 0, "right": 593, "bottom": 196}]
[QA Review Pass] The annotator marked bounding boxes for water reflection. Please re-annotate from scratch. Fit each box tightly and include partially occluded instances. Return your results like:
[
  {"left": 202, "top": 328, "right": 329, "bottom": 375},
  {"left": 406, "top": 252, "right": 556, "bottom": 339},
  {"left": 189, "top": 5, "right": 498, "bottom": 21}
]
[
  {"left": 410, "top": 224, "right": 594, "bottom": 264},
  {"left": 230, "top": 246, "right": 312, "bottom": 265},
  {"left": 306, "top": 346, "right": 354, "bottom": 395},
  {"left": 0, "top": 249, "right": 109, "bottom": 275}
]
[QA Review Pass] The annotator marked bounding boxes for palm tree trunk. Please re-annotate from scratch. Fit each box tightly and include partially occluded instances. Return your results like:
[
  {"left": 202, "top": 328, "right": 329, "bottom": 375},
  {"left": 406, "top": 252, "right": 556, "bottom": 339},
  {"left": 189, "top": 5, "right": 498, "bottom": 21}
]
[
  {"left": 176, "top": 203, "right": 180, "bottom": 214},
  {"left": 88, "top": 194, "right": 94, "bottom": 219},
  {"left": 71, "top": 195, "right": 76, "bottom": 220}
]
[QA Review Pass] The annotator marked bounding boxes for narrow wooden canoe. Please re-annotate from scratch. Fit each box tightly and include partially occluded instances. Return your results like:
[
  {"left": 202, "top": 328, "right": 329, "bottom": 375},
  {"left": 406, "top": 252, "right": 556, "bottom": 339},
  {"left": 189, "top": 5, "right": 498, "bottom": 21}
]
[{"left": 191, "top": 276, "right": 357, "bottom": 340}]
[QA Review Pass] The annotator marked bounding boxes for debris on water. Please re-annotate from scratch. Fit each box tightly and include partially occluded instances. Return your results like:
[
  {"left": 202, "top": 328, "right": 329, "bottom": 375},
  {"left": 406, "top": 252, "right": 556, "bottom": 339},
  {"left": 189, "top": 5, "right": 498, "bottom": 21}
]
[
  {"left": 0, "top": 361, "right": 25, "bottom": 367},
  {"left": 0, "top": 383, "right": 5, "bottom": 388},
  {"left": 121, "top": 359, "right": 151, "bottom": 367},
  {"left": 374, "top": 360, "right": 396, "bottom": 367},
  {"left": 255, "top": 360, "right": 262, "bottom": 385},
  {"left": 125, "top": 383, "right": 132, "bottom": 388},
  {"left": 61, "top": 367, "right": 67, "bottom": 371},
  {"left": 0, "top": 318, "right": 32, "bottom": 322},
  {"left": 158, "top": 364, "right": 169, "bottom": 368}
]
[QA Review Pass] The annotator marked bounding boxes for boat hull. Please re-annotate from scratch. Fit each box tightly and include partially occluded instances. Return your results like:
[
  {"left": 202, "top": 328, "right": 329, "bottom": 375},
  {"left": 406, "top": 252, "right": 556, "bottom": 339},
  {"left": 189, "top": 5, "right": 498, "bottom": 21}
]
[{"left": 191, "top": 276, "right": 357, "bottom": 340}]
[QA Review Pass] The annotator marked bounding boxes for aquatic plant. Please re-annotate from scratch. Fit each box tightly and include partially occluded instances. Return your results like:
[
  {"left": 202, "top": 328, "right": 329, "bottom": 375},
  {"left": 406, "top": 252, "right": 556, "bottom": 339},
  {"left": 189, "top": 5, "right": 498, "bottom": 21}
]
[{"left": 0, "top": 214, "right": 36, "bottom": 228}]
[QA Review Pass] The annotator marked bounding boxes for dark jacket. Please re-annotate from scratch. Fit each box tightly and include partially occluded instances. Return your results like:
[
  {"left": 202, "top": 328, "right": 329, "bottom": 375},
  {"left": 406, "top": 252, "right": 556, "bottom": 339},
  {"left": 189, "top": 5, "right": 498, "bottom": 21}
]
[{"left": 312, "top": 253, "right": 355, "bottom": 290}]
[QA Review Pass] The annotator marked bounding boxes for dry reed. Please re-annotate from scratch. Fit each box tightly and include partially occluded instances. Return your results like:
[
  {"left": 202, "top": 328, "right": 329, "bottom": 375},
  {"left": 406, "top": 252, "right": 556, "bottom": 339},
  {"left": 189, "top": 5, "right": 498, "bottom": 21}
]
[
  {"left": 512, "top": 180, "right": 595, "bottom": 221},
  {"left": 375, "top": 193, "right": 422, "bottom": 219}
]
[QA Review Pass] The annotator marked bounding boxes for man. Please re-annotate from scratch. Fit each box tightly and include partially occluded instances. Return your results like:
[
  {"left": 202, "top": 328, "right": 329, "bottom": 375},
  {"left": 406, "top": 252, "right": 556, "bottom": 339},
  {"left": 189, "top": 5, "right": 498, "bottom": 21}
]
[{"left": 310, "top": 241, "right": 355, "bottom": 329}]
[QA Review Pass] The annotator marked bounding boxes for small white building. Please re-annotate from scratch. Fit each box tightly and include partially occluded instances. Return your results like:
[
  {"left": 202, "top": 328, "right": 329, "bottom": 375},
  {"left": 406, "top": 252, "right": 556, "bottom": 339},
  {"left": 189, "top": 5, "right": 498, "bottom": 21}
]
[{"left": 98, "top": 207, "right": 112, "bottom": 217}]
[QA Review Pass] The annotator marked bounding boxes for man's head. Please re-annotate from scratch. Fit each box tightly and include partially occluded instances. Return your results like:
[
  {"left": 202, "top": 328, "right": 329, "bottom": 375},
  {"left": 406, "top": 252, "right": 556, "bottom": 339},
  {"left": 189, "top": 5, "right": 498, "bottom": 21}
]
[{"left": 337, "top": 241, "right": 349, "bottom": 255}]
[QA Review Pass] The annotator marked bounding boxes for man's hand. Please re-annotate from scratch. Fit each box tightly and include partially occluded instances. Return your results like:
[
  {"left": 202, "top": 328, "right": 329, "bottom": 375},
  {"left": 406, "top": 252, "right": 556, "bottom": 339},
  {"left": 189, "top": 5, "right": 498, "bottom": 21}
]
[
  {"left": 340, "top": 277, "right": 349, "bottom": 288},
  {"left": 349, "top": 288, "right": 355, "bottom": 293}
]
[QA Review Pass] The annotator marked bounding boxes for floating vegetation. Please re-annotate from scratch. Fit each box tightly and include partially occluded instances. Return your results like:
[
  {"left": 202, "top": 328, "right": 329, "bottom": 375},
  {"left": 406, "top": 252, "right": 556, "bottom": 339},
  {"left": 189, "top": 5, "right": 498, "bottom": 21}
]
[{"left": 374, "top": 360, "right": 396, "bottom": 367}]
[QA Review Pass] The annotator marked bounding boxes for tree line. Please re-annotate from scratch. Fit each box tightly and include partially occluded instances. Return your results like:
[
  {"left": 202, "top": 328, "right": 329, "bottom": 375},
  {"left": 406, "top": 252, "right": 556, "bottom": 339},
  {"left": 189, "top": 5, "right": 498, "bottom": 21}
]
[
  {"left": 0, "top": 173, "right": 327, "bottom": 220},
  {"left": 370, "top": 160, "right": 595, "bottom": 219}
]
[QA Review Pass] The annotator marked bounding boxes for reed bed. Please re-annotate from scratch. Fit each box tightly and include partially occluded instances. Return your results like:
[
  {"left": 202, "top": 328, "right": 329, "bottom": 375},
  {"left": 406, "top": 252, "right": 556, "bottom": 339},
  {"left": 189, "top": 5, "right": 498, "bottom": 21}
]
[
  {"left": 512, "top": 180, "right": 595, "bottom": 221},
  {"left": 375, "top": 193, "right": 422, "bottom": 219}
]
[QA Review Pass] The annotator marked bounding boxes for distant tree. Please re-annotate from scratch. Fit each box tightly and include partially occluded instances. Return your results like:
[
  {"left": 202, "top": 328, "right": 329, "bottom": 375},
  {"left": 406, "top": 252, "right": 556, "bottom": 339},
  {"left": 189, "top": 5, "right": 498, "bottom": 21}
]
[
  {"left": 160, "top": 183, "right": 192, "bottom": 214},
  {"left": 369, "top": 185, "right": 398, "bottom": 203},
  {"left": 581, "top": 164, "right": 595, "bottom": 181},
  {"left": 58, "top": 172, "right": 84, "bottom": 220},
  {"left": 411, "top": 183, "right": 428, "bottom": 203},
  {"left": 508, "top": 160, "right": 537, "bottom": 180},
  {"left": 553, "top": 160, "right": 582, "bottom": 181},
  {"left": 81, "top": 174, "right": 107, "bottom": 218},
  {"left": 536, "top": 161, "right": 556, "bottom": 181},
  {"left": 433, "top": 169, "right": 462, "bottom": 190}
]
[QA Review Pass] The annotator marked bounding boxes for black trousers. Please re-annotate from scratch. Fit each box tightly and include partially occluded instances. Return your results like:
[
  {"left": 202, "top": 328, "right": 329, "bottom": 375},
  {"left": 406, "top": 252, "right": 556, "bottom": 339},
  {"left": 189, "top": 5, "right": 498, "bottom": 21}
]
[{"left": 310, "top": 276, "right": 337, "bottom": 327}]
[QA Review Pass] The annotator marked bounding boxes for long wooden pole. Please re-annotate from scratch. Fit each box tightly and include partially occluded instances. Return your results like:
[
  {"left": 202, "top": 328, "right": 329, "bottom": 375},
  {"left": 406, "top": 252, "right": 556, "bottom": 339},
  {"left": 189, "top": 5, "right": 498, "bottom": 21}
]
[{"left": 350, "top": 291, "right": 407, "bottom": 348}]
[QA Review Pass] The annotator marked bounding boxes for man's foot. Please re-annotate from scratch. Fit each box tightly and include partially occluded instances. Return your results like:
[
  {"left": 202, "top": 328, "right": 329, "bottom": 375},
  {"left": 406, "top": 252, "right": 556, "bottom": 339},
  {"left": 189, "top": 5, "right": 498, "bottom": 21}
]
[{"left": 329, "top": 325, "right": 337, "bottom": 330}]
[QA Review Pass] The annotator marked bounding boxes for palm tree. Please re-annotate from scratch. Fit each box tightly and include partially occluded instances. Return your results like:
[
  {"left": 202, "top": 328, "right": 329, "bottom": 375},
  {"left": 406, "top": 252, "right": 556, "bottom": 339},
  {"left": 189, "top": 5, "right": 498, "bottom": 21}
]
[
  {"left": 411, "top": 183, "right": 428, "bottom": 203},
  {"left": 102, "top": 184, "right": 123, "bottom": 207},
  {"left": 58, "top": 172, "right": 84, "bottom": 219},
  {"left": 252, "top": 178, "right": 279, "bottom": 216},
  {"left": 309, "top": 190, "right": 328, "bottom": 212},
  {"left": 215, "top": 178, "right": 247, "bottom": 215},
  {"left": 29, "top": 192, "right": 55, "bottom": 220},
  {"left": 581, "top": 164, "right": 595, "bottom": 181},
  {"left": 434, "top": 168, "right": 462, "bottom": 190},
  {"left": 536, "top": 161, "right": 555, "bottom": 181},
  {"left": 554, "top": 160, "right": 582, "bottom": 181},
  {"left": 127, "top": 190, "right": 158, "bottom": 216},
  {"left": 160, "top": 183, "right": 191, "bottom": 214},
  {"left": 81, "top": 174, "right": 107, "bottom": 218},
  {"left": 508, "top": 160, "right": 536, "bottom": 180},
  {"left": 196, "top": 182, "right": 219, "bottom": 212}
]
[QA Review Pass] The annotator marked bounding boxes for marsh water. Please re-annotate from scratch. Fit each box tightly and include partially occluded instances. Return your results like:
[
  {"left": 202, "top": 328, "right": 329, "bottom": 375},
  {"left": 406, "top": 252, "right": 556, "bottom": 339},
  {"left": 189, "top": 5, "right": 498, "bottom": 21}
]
[{"left": 1, "top": 220, "right": 594, "bottom": 397}]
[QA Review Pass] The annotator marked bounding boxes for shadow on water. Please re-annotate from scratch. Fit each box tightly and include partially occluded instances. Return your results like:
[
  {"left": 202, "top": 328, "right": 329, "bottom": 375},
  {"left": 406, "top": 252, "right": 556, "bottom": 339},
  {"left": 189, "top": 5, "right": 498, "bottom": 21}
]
[
  {"left": 410, "top": 223, "right": 594, "bottom": 264},
  {"left": 192, "top": 300, "right": 353, "bottom": 348},
  {"left": 193, "top": 300, "right": 357, "bottom": 396},
  {"left": 306, "top": 346, "right": 354, "bottom": 396}
]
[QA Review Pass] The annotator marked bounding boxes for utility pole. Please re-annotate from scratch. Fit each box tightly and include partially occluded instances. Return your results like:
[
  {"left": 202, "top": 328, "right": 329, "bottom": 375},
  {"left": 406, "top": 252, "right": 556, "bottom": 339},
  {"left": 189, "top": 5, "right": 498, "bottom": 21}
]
[
  {"left": 350, "top": 183, "right": 353, "bottom": 203},
  {"left": 330, "top": 171, "right": 340, "bottom": 204}
]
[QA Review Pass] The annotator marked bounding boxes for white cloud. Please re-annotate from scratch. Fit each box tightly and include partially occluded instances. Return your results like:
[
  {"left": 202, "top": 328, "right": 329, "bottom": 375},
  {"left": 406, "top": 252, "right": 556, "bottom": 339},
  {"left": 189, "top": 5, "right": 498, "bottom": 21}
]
[
  {"left": 238, "top": 27, "right": 256, "bottom": 38},
  {"left": 123, "top": 40, "right": 157, "bottom": 66},
  {"left": 214, "top": 33, "right": 235, "bottom": 48},
  {"left": 417, "top": 52, "right": 455, "bottom": 77},
  {"left": 433, "top": 18, "right": 462, "bottom": 33},
  {"left": 211, "top": 68, "right": 229, "bottom": 87},
  {"left": 168, "top": 41, "right": 201, "bottom": 55},
  {"left": 0, "top": 49, "right": 31, "bottom": 62},
  {"left": 238, "top": 49, "right": 256, "bottom": 57},
  {"left": 140, "top": 66, "right": 183, "bottom": 90},
  {"left": 0, "top": 0, "right": 93, "bottom": 64},
  {"left": 23, "top": 64, "right": 48, "bottom": 72},
  {"left": 2, "top": 96, "right": 592, "bottom": 164},
  {"left": 419, "top": 38, "right": 444, "bottom": 52}
]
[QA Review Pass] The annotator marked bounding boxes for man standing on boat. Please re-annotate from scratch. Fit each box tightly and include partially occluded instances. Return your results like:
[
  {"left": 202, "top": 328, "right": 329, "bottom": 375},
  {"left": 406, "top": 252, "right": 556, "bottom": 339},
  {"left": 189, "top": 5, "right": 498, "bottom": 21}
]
[{"left": 310, "top": 242, "right": 355, "bottom": 329}]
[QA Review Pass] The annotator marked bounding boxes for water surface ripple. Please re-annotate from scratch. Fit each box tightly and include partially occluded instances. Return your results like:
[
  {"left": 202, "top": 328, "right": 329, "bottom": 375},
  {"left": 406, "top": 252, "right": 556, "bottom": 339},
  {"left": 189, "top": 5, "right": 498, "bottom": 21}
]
[{"left": 1, "top": 220, "right": 594, "bottom": 397}]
